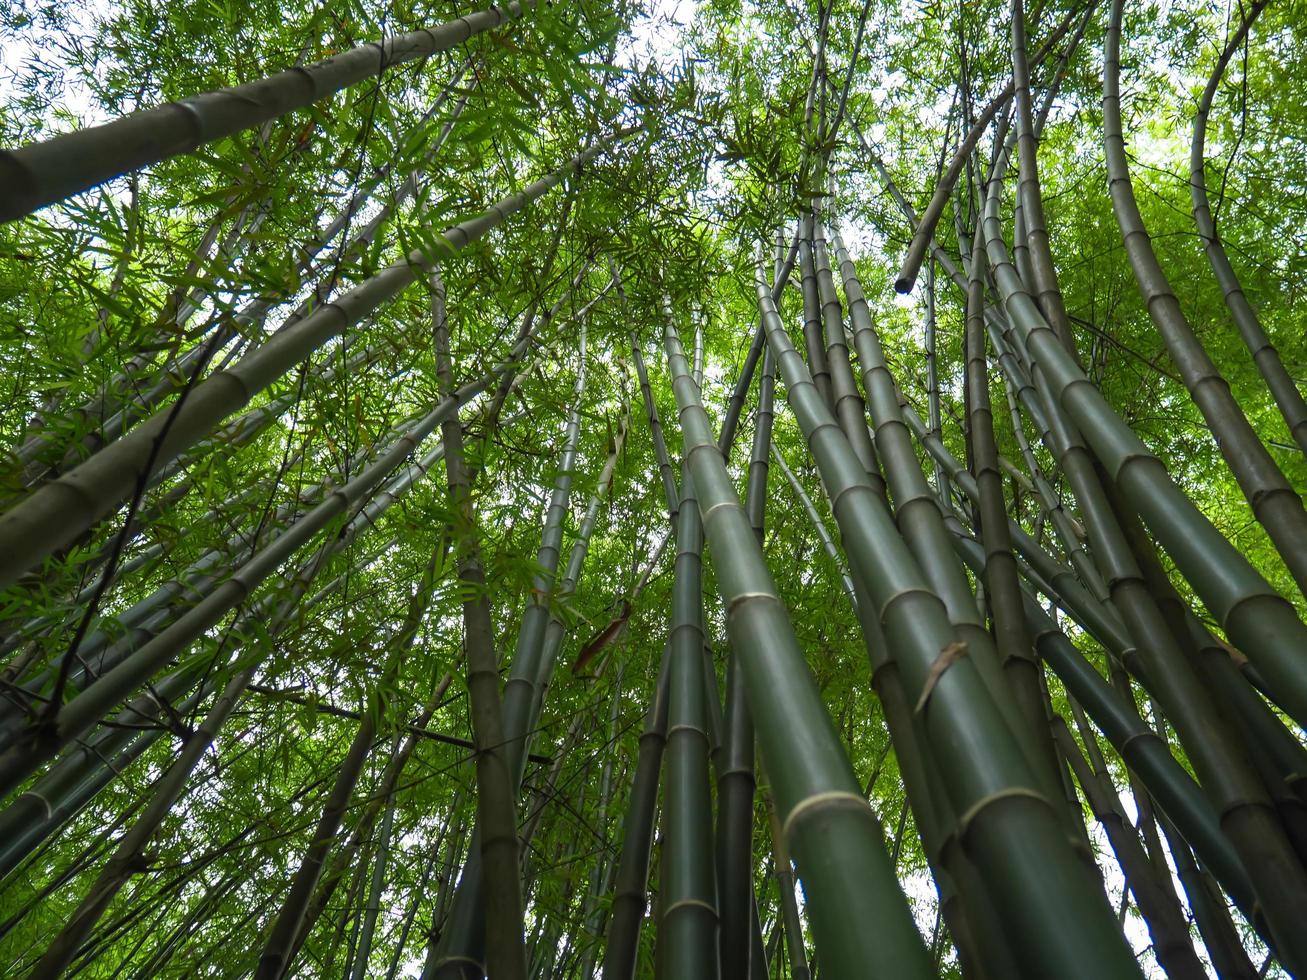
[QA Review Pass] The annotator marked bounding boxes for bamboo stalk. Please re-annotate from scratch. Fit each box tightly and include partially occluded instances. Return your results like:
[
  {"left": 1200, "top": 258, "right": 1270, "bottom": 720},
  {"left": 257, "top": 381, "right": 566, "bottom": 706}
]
[
  {"left": 665, "top": 313, "right": 934, "bottom": 979},
  {"left": 0, "top": 133, "right": 631, "bottom": 590},
  {"left": 0, "top": 4, "right": 531, "bottom": 221}
]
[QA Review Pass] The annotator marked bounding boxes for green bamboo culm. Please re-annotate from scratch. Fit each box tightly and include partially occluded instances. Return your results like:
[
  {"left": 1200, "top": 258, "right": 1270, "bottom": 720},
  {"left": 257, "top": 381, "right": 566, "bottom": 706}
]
[
  {"left": 0, "top": 1, "right": 534, "bottom": 222},
  {"left": 663, "top": 312, "right": 934, "bottom": 980},
  {"left": 755, "top": 265, "right": 1144, "bottom": 980}
]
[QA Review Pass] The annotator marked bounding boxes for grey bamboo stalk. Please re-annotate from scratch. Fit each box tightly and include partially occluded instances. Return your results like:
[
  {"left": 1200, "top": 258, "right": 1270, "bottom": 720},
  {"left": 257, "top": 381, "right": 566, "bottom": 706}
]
[
  {"left": 755, "top": 271, "right": 1142, "bottom": 978},
  {"left": 578, "top": 668, "right": 625, "bottom": 980},
  {"left": 631, "top": 332, "right": 681, "bottom": 519},
  {"left": 502, "top": 318, "right": 587, "bottom": 784},
  {"left": 287, "top": 672, "right": 458, "bottom": 971},
  {"left": 664, "top": 315, "right": 934, "bottom": 979},
  {"left": 1153, "top": 808, "right": 1260, "bottom": 980},
  {"left": 711, "top": 234, "right": 800, "bottom": 461},
  {"left": 347, "top": 750, "right": 398, "bottom": 980},
  {"left": 1104, "top": 0, "right": 1307, "bottom": 597},
  {"left": 0, "top": 132, "right": 630, "bottom": 590},
  {"left": 429, "top": 264, "right": 526, "bottom": 980},
  {"left": 431, "top": 317, "right": 592, "bottom": 972},
  {"left": 1188, "top": 0, "right": 1305, "bottom": 454},
  {"left": 601, "top": 360, "right": 675, "bottom": 980},
  {"left": 0, "top": 2, "right": 534, "bottom": 221}
]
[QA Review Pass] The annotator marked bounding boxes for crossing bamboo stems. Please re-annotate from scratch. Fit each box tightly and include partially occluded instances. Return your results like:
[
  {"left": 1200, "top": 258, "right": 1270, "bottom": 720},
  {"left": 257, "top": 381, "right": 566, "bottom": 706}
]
[
  {"left": 974, "top": 48, "right": 1307, "bottom": 964},
  {"left": 942, "top": 524, "right": 1262, "bottom": 929},
  {"left": 770, "top": 444, "right": 856, "bottom": 606},
  {"left": 0, "top": 133, "right": 630, "bottom": 591},
  {"left": 764, "top": 795, "right": 810, "bottom": 980},
  {"left": 979, "top": 94, "right": 1307, "bottom": 736},
  {"left": 1051, "top": 716, "right": 1207, "bottom": 979},
  {"left": 811, "top": 224, "right": 884, "bottom": 495},
  {"left": 665, "top": 315, "right": 934, "bottom": 979},
  {"left": 756, "top": 268, "right": 1143, "bottom": 979},
  {"left": 893, "top": 1, "right": 1086, "bottom": 293},
  {"left": 0, "top": 364, "right": 504, "bottom": 796},
  {"left": 501, "top": 320, "right": 588, "bottom": 786},
  {"left": 255, "top": 700, "right": 378, "bottom": 980},
  {"left": 712, "top": 229, "right": 800, "bottom": 460},
  {"left": 429, "top": 265, "right": 525, "bottom": 980},
  {"left": 963, "top": 219, "right": 1063, "bottom": 796}
]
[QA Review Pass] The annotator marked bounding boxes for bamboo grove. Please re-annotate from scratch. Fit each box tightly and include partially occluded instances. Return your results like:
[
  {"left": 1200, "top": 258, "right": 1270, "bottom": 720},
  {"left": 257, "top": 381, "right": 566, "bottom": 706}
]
[{"left": 0, "top": 0, "right": 1305, "bottom": 974}]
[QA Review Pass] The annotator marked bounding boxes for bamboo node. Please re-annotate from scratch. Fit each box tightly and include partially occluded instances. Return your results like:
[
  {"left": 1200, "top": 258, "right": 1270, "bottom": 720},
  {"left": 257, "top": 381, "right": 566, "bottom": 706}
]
[
  {"left": 781, "top": 790, "right": 873, "bottom": 841},
  {"left": 661, "top": 898, "right": 719, "bottom": 919},
  {"left": 956, "top": 786, "right": 1049, "bottom": 834},
  {"left": 913, "top": 641, "right": 968, "bottom": 714}
]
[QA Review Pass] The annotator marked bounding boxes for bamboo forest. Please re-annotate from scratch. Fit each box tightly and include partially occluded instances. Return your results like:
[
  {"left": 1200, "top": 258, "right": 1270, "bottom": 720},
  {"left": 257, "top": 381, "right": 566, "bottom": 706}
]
[{"left": 3, "top": 0, "right": 1307, "bottom": 974}]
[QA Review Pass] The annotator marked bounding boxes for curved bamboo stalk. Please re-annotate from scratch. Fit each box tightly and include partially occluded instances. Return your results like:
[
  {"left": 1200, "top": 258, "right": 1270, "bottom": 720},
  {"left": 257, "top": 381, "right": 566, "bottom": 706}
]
[
  {"left": 979, "top": 94, "right": 1307, "bottom": 741},
  {"left": 0, "top": 3, "right": 531, "bottom": 221},
  {"left": 1188, "top": 0, "right": 1306, "bottom": 455},
  {"left": 1104, "top": 0, "right": 1307, "bottom": 597}
]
